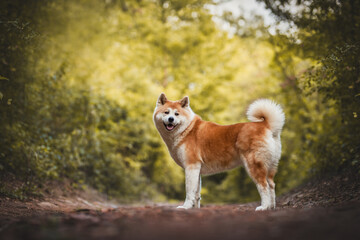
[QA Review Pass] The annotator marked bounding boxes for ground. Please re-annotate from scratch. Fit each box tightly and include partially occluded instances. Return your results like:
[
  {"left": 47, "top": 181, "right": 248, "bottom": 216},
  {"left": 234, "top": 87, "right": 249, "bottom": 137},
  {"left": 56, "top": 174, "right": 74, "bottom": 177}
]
[{"left": 1, "top": 172, "right": 360, "bottom": 240}]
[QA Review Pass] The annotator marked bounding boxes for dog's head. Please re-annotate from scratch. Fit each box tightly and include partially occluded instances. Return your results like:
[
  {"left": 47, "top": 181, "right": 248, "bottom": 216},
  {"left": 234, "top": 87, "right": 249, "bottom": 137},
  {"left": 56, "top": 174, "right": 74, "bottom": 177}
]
[{"left": 153, "top": 93, "right": 195, "bottom": 134}]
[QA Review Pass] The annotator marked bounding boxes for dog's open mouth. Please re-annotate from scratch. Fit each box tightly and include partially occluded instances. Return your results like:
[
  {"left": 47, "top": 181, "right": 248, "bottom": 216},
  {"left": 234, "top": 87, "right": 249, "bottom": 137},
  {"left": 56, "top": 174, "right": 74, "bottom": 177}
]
[{"left": 164, "top": 123, "right": 177, "bottom": 131}]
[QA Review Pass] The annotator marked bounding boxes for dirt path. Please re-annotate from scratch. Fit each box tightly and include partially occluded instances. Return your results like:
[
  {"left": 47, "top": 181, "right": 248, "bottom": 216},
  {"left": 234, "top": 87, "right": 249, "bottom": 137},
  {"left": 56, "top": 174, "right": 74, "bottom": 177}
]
[
  {"left": 1, "top": 172, "right": 360, "bottom": 240},
  {"left": 1, "top": 201, "right": 360, "bottom": 240}
]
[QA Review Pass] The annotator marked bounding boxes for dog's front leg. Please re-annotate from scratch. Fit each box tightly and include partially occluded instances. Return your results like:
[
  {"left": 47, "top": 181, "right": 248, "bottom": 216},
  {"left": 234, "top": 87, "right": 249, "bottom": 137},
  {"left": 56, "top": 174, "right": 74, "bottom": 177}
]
[
  {"left": 195, "top": 175, "right": 202, "bottom": 208},
  {"left": 177, "top": 163, "right": 201, "bottom": 209}
]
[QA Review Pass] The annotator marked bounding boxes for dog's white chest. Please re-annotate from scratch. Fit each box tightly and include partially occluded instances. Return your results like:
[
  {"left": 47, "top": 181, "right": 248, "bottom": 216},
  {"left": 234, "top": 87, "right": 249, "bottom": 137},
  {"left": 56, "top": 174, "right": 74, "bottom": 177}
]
[{"left": 169, "top": 143, "right": 187, "bottom": 169}]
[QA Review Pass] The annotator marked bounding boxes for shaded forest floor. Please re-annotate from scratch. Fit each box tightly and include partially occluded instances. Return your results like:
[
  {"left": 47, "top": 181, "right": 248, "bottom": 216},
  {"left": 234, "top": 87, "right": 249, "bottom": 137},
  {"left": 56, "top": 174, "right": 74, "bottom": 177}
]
[{"left": 1, "top": 171, "right": 360, "bottom": 240}]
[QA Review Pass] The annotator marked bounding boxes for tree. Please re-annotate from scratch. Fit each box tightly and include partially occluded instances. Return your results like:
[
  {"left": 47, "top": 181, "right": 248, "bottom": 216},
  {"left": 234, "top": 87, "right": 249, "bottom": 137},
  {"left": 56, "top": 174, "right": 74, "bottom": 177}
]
[{"left": 259, "top": 0, "right": 360, "bottom": 172}]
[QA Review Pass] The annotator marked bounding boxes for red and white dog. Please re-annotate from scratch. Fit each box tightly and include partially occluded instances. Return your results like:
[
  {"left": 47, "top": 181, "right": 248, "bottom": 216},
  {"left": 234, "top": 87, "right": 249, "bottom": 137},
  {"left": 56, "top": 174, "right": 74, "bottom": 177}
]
[{"left": 153, "top": 93, "right": 285, "bottom": 211}]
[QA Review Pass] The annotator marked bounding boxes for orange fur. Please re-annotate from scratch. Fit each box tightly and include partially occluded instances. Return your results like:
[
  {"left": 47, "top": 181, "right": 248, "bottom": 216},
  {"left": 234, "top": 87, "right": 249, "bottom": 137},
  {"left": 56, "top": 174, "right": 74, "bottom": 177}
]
[
  {"left": 153, "top": 94, "right": 285, "bottom": 210},
  {"left": 156, "top": 100, "right": 271, "bottom": 180}
]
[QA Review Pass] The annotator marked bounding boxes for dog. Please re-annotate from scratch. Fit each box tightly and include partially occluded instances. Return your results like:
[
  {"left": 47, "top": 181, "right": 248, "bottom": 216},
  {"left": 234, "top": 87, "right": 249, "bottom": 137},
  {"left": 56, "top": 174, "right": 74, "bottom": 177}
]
[{"left": 153, "top": 93, "right": 285, "bottom": 211}]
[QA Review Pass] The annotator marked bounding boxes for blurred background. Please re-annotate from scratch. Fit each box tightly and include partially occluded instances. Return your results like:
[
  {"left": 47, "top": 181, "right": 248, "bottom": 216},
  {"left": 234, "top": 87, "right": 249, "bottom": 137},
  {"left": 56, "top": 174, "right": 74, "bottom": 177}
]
[{"left": 0, "top": 0, "right": 359, "bottom": 204}]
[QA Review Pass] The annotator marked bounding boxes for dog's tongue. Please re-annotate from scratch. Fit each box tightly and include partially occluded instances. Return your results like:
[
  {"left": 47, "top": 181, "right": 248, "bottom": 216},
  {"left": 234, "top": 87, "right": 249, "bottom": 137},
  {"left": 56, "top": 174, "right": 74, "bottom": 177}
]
[{"left": 166, "top": 124, "right": 174, "bottom": 130}]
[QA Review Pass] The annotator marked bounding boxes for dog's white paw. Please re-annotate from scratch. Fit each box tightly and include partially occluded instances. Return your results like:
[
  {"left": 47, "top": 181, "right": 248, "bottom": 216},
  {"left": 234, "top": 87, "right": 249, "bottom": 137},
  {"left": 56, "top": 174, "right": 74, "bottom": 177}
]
[
  {"left": 177, "top": 205, "right": 191, "bottom": 210},
  {"left": 255, "top": 206, "right": 270, "bottom": 211},
  {"left": 177, "top": 201, "right": 194, "bottom": 209}
]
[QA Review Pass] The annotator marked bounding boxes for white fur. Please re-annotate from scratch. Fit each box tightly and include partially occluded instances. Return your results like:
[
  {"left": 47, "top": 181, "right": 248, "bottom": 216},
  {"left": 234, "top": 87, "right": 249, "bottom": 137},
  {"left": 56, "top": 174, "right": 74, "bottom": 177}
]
[
  {"left": 243, "top": 159, "right": 272, "bottom": 211},
  {"left": 247, "top": 99, "right": 285, "bottom": 136},
  {"left": 177, "top": 162, "right": 201, "bottom": 209},
  {"left": 154, "top": 95, "right": 285, "bottom": 211},
  {"left": 262, "top": 128, "right": 281, "bottom": 210},
  {"left": 174, "top": 144, "right": 202, "bottom": 208},
  {"left": 255, "top": 184, "right": 272, "bottom": 211},
  {"left": 195, "top": 175, "right": 201, "bottom": 208},
  {"left": 173, "top": 144, "right": 187, "bottom": 168},
  {"left": 243, "top": 129, "right": 280, "bottom": 211},
  {"left": 153, "top": 102, "right": 202, "bottom": 208},
  {"left": 153, "top": 105, "right": 195, "bottom": 149}
]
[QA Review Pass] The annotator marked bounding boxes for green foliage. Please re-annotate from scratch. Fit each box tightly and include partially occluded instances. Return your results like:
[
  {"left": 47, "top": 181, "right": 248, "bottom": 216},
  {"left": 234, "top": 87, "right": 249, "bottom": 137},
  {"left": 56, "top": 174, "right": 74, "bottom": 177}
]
[
  {"left": 261, "top": 0, "right": 360, "bottom": 173},
  {"left": 1, "top": 0, "right": 358, "bottom": 203},
  {"left": 303, "top": 42, "right": 360, "bottom": 172}
]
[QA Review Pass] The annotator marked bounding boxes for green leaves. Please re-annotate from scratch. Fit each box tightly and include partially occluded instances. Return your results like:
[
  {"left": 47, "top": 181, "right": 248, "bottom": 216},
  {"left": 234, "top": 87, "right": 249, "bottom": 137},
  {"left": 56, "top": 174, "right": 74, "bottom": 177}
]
[
  {"left": 0, "top": 0, "right": 281, "bottom": 202},
  {"left": 261, "top": 0, "right": 360, "bottom": 174},
  {"left": 4, "top": 0, "right": 359, "bottom": 203},
  {"left": 0, "top": 75, "right": 9, "bottom": 81},
  {"left": 0, "top": 76, "right": 9, "bottom": 101}
]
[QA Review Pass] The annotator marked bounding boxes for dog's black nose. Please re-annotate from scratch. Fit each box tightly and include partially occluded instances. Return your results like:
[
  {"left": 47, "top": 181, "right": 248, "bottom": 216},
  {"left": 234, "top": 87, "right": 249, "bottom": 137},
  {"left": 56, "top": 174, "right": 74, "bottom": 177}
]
[{"left": 168, "top": 117, "right": 174, "bottom": 122}]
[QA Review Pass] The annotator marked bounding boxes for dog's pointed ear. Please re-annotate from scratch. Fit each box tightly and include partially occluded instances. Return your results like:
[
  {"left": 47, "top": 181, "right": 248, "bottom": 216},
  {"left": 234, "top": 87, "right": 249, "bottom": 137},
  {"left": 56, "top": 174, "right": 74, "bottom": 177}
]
[
  {"left": 180, "top": 96, "right": 189, "bottom": 108},
  {"left": 156, "top": 93, "right": 168, "bottom": 107}
]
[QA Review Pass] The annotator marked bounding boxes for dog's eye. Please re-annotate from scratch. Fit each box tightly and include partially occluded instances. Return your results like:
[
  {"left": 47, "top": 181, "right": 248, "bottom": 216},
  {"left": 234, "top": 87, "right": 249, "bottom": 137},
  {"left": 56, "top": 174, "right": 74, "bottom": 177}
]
[
  {"left": 175, "top": 112, "right": 179, "bottom": 116},
  {"left": 165, "top": 111, "right": 169, "bottom": 114}
]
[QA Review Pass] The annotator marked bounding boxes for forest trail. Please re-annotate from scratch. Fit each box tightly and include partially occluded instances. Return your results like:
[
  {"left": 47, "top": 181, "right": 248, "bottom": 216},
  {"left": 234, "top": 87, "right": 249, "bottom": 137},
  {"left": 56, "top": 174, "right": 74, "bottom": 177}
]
[{"left": 1, "top": 172, "right": 360, "bottom": 240}]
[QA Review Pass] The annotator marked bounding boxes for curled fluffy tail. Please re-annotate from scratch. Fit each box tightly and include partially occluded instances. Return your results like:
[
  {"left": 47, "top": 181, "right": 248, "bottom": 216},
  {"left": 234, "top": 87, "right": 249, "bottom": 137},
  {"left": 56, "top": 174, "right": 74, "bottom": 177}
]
[{"left": 247, "top": 99, "right": 285, "bottom": 136}]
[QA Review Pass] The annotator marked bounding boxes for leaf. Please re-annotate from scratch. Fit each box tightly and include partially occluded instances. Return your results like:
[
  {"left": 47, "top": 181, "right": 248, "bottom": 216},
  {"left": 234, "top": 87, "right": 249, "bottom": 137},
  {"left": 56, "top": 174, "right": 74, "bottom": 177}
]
[
  {"left": 0, "top": 75, "right": 9, "bottom": 81},
  {"left": 0, "top": 91, "right": 3, "bottom": 100}
]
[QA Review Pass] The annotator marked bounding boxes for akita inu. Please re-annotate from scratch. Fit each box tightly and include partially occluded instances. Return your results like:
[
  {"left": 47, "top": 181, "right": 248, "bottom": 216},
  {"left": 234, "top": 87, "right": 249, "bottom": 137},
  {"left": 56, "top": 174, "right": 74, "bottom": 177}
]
[{"left": 153, "top": 93, "right": 285, "bottom": 211}]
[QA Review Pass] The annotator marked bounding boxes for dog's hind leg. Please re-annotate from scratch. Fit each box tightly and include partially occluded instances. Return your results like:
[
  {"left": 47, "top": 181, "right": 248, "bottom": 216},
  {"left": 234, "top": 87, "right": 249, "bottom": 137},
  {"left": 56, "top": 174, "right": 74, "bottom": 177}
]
[
  {"left": 244, "top": 155, "right": 272, "bottom": 211},
  {"left": 267, "top": 169, "right": 277, "bottom": 209},
  {"left": 177, "top": 163, "right": 201, "bottom": 209}
]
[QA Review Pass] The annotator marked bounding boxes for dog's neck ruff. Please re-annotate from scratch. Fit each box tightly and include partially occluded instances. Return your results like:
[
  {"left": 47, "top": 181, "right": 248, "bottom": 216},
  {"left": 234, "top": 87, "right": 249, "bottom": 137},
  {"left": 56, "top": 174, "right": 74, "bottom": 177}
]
[{"left": 172, "top": 114, "right": 200, "bottom": 148}]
